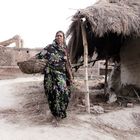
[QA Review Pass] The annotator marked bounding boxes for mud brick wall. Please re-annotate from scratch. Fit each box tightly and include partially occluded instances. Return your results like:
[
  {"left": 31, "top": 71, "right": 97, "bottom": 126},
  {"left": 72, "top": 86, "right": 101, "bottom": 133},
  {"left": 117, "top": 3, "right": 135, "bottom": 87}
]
[
  {"left": 74, "top": 62, "right": 100, "bottom": 78},
  {"left": 121, "top": 38, "right": 140, "bottom": 87},
  {"left": 0, "top": 47, "right": 41, "bottom": 66}
]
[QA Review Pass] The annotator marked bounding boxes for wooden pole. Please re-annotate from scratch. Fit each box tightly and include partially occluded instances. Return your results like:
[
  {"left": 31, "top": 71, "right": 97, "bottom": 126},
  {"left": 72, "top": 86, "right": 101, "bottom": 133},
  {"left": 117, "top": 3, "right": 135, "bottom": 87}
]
[
  {"left": 81, "top": 20, "right": 90, "bottom": 113},
  {"left": 104, "top": 58, "right": 108, "bottom": 94}
]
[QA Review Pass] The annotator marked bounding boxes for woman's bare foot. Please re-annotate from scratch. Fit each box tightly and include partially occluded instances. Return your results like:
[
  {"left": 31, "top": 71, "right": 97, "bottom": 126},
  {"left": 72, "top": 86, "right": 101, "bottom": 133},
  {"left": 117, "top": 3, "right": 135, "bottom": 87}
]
[
  {"left": 56, "top": 117, "right": 61, "bottom": 122},
  {"left": 52, "top": 119, "right": 59, "bottom": 127}
]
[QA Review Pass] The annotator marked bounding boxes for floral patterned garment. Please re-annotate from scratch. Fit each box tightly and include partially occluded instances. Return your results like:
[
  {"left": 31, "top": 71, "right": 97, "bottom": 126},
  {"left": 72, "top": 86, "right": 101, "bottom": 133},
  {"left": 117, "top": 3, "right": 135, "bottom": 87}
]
[{"left": 36, "top": 41, "right": 70, "bottom": 119}]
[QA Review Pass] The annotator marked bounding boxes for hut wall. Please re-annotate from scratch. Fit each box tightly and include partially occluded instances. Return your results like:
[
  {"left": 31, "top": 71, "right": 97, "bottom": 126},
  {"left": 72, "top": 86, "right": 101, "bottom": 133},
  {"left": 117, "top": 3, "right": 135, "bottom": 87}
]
[{"left": 121, "top": 38, "right": 140, "bottom": 87}]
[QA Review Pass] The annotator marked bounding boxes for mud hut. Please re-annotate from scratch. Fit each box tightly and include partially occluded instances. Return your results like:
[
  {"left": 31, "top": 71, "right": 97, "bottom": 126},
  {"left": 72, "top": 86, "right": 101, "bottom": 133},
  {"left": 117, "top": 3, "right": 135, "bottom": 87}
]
[{"left": 67, "top": 0, "right": 140, "bottom": 95}]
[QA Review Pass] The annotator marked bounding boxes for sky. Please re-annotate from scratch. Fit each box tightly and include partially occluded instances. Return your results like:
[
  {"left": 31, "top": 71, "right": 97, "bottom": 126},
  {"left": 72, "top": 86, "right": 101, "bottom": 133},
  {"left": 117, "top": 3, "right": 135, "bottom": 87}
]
[{"left": 0, "top": 0, "right": 96, "bottom": 48}]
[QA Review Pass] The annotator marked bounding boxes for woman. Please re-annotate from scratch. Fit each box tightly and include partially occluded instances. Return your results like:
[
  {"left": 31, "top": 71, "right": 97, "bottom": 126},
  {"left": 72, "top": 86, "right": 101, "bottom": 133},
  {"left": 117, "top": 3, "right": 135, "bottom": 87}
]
[{"left": 36, "top": 31, "right": 73, "bottom": 125}]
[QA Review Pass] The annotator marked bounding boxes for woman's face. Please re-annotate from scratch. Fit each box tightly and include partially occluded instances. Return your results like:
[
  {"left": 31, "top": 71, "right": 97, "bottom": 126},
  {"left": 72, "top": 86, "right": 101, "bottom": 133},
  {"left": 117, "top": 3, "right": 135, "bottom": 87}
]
[{"left": 55, "top": 32, "right": 64, "bottom": 45}]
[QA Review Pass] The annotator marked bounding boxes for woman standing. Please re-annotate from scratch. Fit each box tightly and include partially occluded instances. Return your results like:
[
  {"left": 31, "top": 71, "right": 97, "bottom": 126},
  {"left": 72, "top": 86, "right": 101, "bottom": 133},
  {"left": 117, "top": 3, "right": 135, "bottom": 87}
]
[{"left": 36, "top": 31, "right": 73, "bottom": 125}]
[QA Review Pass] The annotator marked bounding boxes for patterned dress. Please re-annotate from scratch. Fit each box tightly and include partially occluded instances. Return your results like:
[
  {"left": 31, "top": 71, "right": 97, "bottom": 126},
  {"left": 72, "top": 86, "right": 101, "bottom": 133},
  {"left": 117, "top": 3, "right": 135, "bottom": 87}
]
[{"left": 36, "top": 41, "right": 71, "bottom": 119}]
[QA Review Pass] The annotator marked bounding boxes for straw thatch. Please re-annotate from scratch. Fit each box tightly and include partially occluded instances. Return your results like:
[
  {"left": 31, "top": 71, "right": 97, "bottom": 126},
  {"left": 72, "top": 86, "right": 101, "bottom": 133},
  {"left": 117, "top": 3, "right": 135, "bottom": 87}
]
[
  {"left": 67, "top": 0, "right": 140, "bottom": 63},
  {"left": 17, "top": 58, "right": 47, "bottom": 74}
]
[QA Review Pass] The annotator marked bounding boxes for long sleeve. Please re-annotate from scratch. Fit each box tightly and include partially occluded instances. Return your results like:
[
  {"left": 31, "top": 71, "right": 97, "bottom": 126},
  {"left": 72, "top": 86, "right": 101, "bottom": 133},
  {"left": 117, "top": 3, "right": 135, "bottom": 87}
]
[{"left": 35, "top": 46, "right": 49, "bottom": 59}]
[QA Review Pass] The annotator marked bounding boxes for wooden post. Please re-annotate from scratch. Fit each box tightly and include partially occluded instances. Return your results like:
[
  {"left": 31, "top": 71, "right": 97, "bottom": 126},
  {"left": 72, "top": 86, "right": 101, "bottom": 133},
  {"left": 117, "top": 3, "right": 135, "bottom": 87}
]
[
  {"left": 81, "top": 20, "right": 90, "bottom": 113},
  {"left": 104, "top": 58, "right": 108, "bottom": 94}
]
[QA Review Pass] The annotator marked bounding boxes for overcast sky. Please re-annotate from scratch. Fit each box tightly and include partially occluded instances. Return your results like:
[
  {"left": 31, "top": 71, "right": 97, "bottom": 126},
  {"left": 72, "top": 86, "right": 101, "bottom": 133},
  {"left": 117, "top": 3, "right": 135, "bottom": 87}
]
[{"left": 0, "top": 0, "right": 96, "bottom": 48}]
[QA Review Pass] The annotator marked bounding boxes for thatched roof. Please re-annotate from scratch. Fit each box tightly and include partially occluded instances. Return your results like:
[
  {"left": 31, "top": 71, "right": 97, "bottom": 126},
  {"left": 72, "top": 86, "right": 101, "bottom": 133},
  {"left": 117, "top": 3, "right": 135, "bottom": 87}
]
[{"left": 67, "top": 0, "right": 140, "bottom": 63}]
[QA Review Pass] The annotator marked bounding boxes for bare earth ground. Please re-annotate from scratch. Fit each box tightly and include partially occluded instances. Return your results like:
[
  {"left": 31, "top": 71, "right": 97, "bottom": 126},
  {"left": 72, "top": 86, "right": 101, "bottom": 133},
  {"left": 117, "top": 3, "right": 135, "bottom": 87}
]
[{"left": 0, "top": 73, "right": 140, "bottom": 140}]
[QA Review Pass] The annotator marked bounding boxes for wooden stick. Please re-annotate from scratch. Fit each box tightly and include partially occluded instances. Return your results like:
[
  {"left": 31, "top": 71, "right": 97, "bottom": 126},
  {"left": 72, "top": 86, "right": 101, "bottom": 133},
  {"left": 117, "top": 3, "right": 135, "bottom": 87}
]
[
  {"left": 133, "top": 88, "right": 140, "bottom": 102},
  {"left": 81, "top": 19, "right": 90, "bottom": 114},
  {"left": 104, "top": 58, "right": 108, "bottom": 95},
  {"left": 72, "top": 59, "right": 99, "bottom": 71}
]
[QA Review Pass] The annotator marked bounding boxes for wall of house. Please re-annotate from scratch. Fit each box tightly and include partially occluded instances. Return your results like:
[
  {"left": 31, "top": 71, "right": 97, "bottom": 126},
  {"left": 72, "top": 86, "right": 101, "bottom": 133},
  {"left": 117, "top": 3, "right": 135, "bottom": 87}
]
[
  {"left": 121, "top": 37, "right": 140, "bottom": 87},
  {"left": 0, "top": 47, "right": 41, "bottom": 66},
  {"left": 0, "top": 47, "right": 41, "bottom": 76}
]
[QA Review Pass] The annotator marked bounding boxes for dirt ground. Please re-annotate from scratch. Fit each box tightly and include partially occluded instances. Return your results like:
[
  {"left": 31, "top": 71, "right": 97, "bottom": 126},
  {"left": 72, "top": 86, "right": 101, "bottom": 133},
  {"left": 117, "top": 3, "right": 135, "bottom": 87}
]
[{"left": 0, "top": 73, "right": 140, "bottom": 140}]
